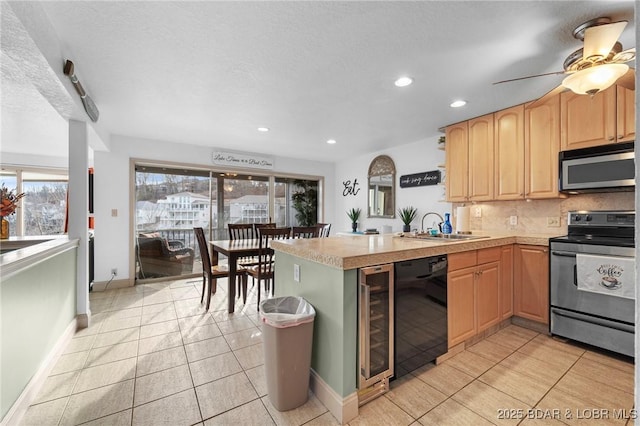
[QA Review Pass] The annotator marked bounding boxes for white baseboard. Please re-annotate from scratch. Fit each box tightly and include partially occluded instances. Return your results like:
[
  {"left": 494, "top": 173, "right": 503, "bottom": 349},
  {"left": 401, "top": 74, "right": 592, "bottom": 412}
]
[
  {"left": 1, "top": 318, "right": 78, "bottom": 426},
  {"left": 91, "top": 278, "right": 133, "bottom": 292},
  {"left": 309, "top": 369, "right": 358, "bottom": 424}
]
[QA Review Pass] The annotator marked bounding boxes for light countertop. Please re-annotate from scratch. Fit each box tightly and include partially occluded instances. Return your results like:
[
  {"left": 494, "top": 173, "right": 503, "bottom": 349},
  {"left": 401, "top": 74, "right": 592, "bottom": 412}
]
[
  {"left": 271, "top": 231, "right": 563, "bottom": 270},
  {"left": 1, "top": 236, "right": 79, "bottom": 279}
]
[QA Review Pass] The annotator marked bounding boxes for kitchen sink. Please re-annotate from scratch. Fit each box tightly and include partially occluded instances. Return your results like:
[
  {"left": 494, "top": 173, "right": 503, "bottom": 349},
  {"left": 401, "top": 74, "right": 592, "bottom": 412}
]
[{"left": 408, "top": 233, "right": 490, "bottom": 242}]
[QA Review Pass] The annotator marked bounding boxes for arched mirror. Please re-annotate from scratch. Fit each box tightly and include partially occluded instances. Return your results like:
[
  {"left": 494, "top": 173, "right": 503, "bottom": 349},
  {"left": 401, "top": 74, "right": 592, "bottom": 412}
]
[{"left": 367, "top": 155, "right": 395, "bottom": 218}]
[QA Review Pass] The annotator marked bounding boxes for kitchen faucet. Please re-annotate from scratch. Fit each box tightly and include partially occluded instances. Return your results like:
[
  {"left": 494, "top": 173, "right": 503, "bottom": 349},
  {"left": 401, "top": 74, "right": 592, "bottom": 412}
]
[{"left": 421, "top": 212, "right": 444, "bottom": 233}]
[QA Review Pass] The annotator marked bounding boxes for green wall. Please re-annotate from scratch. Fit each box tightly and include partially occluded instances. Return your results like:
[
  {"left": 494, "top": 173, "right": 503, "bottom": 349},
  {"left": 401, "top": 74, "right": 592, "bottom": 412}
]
[
  {"left": 274, "top": 253, "right": 358, "bottom": 397},
  {"left": 1, "top": 247, "right": 77, "bottom": 421}
]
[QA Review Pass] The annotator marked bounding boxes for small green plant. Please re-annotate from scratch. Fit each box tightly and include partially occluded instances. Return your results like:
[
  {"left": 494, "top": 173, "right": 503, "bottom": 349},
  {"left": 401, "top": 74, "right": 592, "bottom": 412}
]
[
  {"left": 398, "top": 206, "right": 418, "bottom": 225},
  {"left": 291, "top": 179, "right": 318, "bottom": 226},
  {"left": 346, "top": 207, "right": 361, "bottom": 223}
]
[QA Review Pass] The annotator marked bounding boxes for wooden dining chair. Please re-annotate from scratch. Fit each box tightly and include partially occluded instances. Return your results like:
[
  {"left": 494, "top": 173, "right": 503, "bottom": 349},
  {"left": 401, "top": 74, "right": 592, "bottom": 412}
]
[
  {"left": 254, "top": 222, "right": 276, "bottom": 234},
  {"left": 194, "top": 227, "right": 247, "bottom": 310},
  {"left": 226, "top": 223, "right": 260, "bottom": 299},
  {"left": 247, "top": 227, "right": 291, "bottom": 309},
  {"left": 317, "top": 223, "right": 331, "bottom": 237},
  {"left": 292, "top": 226, "right": 320, "bottom": 238},
  {"left": 228, "top": 223, "right": 255, "bottom": 240}
]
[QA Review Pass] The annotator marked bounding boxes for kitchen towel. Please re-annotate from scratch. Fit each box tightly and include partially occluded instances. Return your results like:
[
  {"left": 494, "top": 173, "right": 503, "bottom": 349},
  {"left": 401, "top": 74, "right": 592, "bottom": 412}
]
[
  {"left": 456, "top": 206, "right": 470, "bottom": 233},
  {"left": 576, "top": 253, "right": 635, "bottom": 299}
]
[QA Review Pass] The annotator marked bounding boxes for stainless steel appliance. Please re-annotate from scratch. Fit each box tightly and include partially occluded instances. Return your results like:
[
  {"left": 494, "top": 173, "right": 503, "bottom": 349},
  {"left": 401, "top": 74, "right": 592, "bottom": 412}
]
[
  {"left": 559, "top": 142, "right": 635, "bottom": 193},
  {"left": 358, "top": 263, "right": 394, "bottom": 405},
  {"left": 394, "top": 255, "right": 447, "bottom": 377},
  {"left": 549, "top": 210, "right": 635, "bottom": 357}
]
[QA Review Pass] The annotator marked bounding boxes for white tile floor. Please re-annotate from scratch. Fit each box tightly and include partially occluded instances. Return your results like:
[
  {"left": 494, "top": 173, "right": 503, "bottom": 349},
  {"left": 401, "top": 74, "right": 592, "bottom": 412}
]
[{"left": 20, "top": 277, "right": 635, "bottom": 426}]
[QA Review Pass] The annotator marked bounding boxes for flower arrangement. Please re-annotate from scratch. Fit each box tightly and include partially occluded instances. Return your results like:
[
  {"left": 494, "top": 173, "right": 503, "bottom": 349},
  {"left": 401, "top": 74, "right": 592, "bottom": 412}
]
[{"left": 1, "top": 184, "right": 26, "bottom": 217}]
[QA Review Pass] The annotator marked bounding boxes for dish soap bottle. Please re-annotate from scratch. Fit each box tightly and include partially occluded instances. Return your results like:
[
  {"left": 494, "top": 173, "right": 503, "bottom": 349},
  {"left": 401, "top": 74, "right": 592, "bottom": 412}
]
[{"left": 442, "top": 213, "right": 453, "bottom": 234}]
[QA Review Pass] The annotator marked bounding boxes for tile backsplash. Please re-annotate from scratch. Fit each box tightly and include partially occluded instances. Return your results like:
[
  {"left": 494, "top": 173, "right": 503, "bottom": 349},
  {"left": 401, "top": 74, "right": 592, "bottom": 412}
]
[{"left": 453, "top": 192, "right": 635, "bottom": 234}]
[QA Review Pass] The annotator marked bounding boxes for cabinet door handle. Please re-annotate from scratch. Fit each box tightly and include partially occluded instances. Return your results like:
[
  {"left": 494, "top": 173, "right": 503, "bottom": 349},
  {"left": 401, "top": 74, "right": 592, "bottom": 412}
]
[{"left": 608, "top": 136, "right": 615, "bottom": 141}]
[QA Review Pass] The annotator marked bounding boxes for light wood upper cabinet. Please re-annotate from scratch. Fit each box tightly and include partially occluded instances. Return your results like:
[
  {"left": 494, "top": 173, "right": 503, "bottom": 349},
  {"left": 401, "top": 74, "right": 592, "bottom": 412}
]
[
  {"left": 525, "top": 94, "right": 562, "bottom": 199},
  {"left": 494, "top": 105, "right": 524, "bottom": 200},
  {"left": 514, "top": 244, "right": 549, "bottom": 325},
  {"left": 560, "top": 86, "right": 616, "bottom": 150},
  {"left": 468, "top": 114, "right": 494, "bottom": 201},
  {"left": 616, "top": 85, "right": 636, "bottom": 142},
  {"left": 445, "top": 122, "right": 469, "bottom": 202}
]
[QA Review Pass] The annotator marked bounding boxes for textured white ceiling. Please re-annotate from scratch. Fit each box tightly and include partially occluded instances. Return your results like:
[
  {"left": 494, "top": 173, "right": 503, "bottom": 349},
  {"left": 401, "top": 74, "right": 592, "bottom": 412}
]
[{"left": 2, "top": 1, "right": 636, "bottom": 162}]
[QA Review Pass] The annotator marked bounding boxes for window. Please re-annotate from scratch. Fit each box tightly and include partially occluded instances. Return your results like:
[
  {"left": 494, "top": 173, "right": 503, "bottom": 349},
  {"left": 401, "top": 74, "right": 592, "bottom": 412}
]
[{"left": 1, "top": 169, "right": 68, "bottom": 236}]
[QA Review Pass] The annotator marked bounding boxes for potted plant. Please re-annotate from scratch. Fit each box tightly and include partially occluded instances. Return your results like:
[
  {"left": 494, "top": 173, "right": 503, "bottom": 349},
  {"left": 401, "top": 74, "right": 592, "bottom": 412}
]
[
  {"left": 398, "top": 206, "right": 418, "bottom": 232},
  {"left": 291, "top": 179, "right": 318, "bottom": 226},
  {"left": 346, "top": 207, "right": 361, "bottom": 232}
]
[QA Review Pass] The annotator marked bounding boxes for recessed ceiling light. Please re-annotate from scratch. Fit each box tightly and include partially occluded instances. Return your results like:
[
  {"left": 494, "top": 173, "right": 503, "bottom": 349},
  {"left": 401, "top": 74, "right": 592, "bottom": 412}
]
[
  {"left": 394, "top": 76, "right": 413, "bottom": 87},
  {"left": 450, "top": 100, "right": 467, "bottom": 108},
  {"left": 257, "top": 127, "right": 269, "bottom": 132},
  {"left": 326, "top": 139, "right": 337, "bottom": 145}
]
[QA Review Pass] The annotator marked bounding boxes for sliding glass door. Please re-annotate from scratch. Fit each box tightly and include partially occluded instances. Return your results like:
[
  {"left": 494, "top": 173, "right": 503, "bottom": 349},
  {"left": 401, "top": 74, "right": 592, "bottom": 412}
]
[
  {"left": 134, "top": 164, "right": 321, "bottom": 281},
  {"left": 135, "top": 166, "right": 211, "bottom": 280}
]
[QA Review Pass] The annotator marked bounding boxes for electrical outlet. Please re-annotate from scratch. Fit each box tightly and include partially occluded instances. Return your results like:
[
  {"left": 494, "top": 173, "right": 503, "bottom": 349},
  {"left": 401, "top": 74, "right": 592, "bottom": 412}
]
[
  {"left": 111, "top": 209, "right": 118, "bottom": 217},
  {"left": 473, "top": 206, "right": 482, "bottom": 218},
  {"left": 294, "top": 264, "right": 300, "bottom": 282},
  {"left": 547, "top": 216, "right": 561, "bottom": 227},
  {"left": 509, "top": 215, "right": 518, "bottom": 226},
  {"left": 111, "top": 268, "right": 118, "bottom": 276}
]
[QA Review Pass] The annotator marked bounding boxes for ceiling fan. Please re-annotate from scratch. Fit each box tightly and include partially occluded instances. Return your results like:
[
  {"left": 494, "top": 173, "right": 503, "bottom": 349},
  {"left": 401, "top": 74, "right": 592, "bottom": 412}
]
[{"left": 494, "top": 17, "right": 636, "bottom": 108}]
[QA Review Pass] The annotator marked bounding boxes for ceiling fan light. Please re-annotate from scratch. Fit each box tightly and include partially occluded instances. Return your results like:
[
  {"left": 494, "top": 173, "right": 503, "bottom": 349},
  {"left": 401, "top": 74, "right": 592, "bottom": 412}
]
[{"left": 562, "top": 64, "right": 629, "bottom": 95}]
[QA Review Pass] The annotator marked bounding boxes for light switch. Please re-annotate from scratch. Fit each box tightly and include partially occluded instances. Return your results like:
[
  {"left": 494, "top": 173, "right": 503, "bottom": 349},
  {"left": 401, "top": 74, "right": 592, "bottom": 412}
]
[
  {"left": 294, "top": 264, "right": 300, "bottom": 282},
  {"left": 111, "top": 209, "right": 118, "bottom": 217}
]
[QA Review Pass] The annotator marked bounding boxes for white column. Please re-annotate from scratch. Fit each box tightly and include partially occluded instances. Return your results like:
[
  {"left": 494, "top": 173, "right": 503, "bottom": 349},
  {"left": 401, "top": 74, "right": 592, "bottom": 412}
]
[{"left": 69, "top": 119, "right": 90, "bottom": 328}]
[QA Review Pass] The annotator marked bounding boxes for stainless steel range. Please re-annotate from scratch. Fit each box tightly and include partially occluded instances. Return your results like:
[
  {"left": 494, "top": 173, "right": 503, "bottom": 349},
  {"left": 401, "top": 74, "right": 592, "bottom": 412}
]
[{"left": 549, "top": 210, "right": 635, "bottom": 357}]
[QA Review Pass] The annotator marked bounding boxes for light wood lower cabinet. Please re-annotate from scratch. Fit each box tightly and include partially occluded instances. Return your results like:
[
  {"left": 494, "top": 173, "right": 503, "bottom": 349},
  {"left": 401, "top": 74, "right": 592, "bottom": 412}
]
[
  {"left": 500, "top": 245, "right": 514, "bottom": 320},
  {"left": 514, "top": 244, "right": 549, "bottom": 325},
  {"left": 448, "top": 267, "right": 476, "bottom": 346},
  {"left": 475, "top": 261, "right": 501, "bottom": 332},
  {"left": 447, "top": 247, "right": 502, "bottom": 347}
]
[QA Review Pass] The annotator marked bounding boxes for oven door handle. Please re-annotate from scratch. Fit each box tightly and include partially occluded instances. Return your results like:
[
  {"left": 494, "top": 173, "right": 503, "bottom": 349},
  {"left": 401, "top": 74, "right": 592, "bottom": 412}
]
[
  {"left": 551, "top": 251, "right": 577, "bottom": 258},
  {"left": 552, "top": 308, "right": 635, "bottom": 333}
]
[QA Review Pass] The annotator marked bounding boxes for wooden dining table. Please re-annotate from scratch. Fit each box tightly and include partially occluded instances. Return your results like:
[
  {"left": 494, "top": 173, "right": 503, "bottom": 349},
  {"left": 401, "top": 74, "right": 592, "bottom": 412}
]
[{"left": 210, "top": 239, "right": 260, "bottom": 313}]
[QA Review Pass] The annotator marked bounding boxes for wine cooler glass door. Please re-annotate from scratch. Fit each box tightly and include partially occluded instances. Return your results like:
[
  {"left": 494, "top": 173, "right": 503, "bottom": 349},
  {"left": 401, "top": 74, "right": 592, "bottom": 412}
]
[{"left": 359, "top": 263, "right": 394, "bottom": 389}]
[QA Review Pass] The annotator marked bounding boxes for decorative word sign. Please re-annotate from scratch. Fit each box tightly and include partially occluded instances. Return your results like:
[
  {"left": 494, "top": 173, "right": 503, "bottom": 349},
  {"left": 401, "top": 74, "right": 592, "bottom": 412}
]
[
  {"left": 343, "top": 179, "right": 361, "bottom": 196},
  {"left": 212, "top": 151, "right": 274, "bottom": 169},
  {"left": 399, "top": 170, "right": 441, "bottom": 188}
]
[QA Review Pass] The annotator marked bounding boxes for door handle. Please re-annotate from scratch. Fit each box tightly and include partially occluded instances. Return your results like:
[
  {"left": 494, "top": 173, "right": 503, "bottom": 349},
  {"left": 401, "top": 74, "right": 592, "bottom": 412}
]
[
  {"left": 551, "top": 251, "right": 576, "bottom": 258},
  {"left": 573, "top": 265, "right": 578, "bottom": 287}
]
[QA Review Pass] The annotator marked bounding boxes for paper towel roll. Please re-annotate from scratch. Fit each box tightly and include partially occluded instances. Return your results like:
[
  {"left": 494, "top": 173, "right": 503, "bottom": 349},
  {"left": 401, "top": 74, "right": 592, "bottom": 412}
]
[{"left": 456, "top": 206, "right": 471, "bottom": 233}]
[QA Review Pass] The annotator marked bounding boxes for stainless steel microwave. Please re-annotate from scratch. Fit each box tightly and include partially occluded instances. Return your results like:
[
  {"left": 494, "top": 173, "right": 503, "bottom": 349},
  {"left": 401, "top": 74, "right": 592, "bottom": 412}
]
[{"left": 559, "top": 142, "right": 635, "bottom": 193}]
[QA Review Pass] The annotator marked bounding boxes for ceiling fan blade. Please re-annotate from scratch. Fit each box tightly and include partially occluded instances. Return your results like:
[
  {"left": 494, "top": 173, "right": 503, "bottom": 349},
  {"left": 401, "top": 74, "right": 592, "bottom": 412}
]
[
  {"left": 616, "top": 67, "right": 635, "bottom": 90},
  {"left": 526, "top": 84, "right": 566, "bottom": 109},
  {"left": 493, "top": 71, "right": 565, "bottom": 85},
  {"left": 583, "top": 21, "right": 627, "bottom": 61},
  {"left": 612, "top": 47, "right": 636, "bottom": 63}
]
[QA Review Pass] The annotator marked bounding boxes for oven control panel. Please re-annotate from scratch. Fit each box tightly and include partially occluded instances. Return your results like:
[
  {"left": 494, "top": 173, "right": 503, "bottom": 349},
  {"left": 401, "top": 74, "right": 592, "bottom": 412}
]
[{"left": 568, "top": 210, "right": 635, "bottom": 227}]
